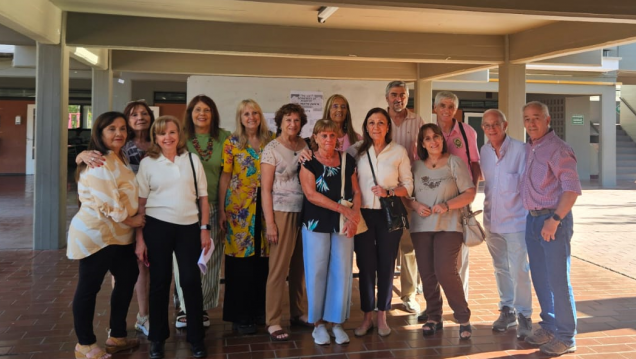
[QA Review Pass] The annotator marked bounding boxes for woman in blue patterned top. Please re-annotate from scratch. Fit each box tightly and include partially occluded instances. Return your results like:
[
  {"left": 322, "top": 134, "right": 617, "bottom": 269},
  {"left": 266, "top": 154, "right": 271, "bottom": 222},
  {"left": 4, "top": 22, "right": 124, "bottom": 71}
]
[{"left": 299, "top": 119, "right": 362, "bottom": 346}]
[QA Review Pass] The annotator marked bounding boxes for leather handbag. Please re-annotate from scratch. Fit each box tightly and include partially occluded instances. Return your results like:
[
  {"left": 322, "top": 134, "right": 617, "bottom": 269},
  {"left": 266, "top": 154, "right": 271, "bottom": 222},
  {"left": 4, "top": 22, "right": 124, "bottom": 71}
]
[
  {"left": 339, "top": 152, "right": 368, "bottom": 235},
  {"left": 366, "top": 151, "right": 409, "bottom": 232},
  {"left": 461, "top": 206, "right": 485, "bottom": 247}
]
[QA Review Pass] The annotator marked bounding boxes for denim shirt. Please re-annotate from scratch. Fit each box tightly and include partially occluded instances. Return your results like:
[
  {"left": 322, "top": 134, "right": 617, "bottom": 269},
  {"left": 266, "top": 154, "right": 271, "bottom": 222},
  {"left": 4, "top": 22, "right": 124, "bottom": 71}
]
[{"left": 480, "top": 135, "right": 527, "bottom": 234}]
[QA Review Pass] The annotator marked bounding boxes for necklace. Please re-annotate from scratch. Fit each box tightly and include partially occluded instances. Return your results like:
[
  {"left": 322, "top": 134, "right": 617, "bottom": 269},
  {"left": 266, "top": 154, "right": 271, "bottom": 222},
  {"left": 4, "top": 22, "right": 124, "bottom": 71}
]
[
  {"left": 429, "top": 156, "right": 442, "bottom": 168},
  {"left": 279, "top": 137, "right": 302, "bottom": 155},
  {"left": 192, "top": 137, "right": 213, "bottom": 161}
]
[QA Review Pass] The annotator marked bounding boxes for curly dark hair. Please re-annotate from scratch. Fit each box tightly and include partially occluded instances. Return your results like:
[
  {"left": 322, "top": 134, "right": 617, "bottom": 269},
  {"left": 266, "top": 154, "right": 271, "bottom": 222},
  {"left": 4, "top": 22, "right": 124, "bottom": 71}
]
[{"left": 274, "top": 103, "right": 308, "bottom": 135}]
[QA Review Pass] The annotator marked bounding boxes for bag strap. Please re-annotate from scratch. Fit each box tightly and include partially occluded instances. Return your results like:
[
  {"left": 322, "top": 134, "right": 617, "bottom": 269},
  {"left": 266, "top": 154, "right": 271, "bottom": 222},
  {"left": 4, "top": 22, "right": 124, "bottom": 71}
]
[
  {"left": 457, "top": 120, "right": 471, "bottom": 163},
  {"left": 366, "top": 150, "right": 379, "bottom": 186},
  {"left": 340, "top": 151, "right": 346, "bottom": 199},
  {"left": 188, "top": 152, "right": 201, "bottom": 222}
]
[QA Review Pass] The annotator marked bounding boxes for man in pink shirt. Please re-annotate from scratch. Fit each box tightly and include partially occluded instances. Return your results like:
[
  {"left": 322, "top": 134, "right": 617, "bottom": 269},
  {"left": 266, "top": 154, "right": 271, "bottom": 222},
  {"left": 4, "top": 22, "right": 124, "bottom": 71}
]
[
  {"left": 520, "top": 101, "right": 580, "bottom": 356},
  {"left": 433, "top": 91, "right": 481, "bottom": 304}
]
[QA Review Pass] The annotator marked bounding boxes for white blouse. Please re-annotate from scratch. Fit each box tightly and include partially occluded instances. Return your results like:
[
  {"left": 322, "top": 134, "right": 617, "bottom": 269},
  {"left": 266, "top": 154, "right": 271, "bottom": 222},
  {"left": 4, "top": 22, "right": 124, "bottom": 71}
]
[
  {"left": 347, "top": 141, "right": 413, "bottom": 209},
  {"left": 136, "top": 152, "right": 208, "bottom": 225}
]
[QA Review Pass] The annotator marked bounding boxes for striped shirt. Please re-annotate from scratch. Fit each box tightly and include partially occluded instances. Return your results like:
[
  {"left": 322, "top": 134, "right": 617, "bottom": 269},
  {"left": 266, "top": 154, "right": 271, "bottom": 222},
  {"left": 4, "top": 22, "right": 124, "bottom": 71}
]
[
  {"left": 520, "top": 130, "right": 582, "bottom": 210},
  {"left": 390, "top": 109, "right": 424, "bottom": 163},
  {"left": 67, "top": 152, "right": 138, "bottom": 260}
]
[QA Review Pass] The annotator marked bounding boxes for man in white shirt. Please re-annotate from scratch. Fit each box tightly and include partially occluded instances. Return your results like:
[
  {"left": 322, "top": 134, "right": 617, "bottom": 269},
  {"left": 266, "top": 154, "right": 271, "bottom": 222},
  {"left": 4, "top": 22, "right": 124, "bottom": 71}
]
[
  {"left": 480, "top": 109, "right": 532, "bottom": 339},
  {"left": 385, "top": 81, "right": 424, "bottom": 315}
]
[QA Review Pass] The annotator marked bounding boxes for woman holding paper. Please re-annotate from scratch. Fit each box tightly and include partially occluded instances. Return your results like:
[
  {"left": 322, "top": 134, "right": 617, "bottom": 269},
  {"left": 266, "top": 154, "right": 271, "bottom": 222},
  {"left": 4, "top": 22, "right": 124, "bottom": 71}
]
[{"left": 135, "top": 116, "right": 211, "bottom": 359}]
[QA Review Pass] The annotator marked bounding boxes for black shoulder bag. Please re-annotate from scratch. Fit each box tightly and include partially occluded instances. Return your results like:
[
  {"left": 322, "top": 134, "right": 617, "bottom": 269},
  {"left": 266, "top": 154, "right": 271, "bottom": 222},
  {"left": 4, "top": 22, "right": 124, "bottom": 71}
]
[
  {"left": 366, "top": 151, "right": 409, "bottom": 232},
  {"left": 188, "top": 153, "right": 201, "bottom": 224}
]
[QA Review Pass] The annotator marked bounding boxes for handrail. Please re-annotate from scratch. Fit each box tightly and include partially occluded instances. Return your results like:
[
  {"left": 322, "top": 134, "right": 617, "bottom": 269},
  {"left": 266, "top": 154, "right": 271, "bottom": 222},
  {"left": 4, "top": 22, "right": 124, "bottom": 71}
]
[{"left": 620, "top": 97, "right": 636, "bottom": 118}]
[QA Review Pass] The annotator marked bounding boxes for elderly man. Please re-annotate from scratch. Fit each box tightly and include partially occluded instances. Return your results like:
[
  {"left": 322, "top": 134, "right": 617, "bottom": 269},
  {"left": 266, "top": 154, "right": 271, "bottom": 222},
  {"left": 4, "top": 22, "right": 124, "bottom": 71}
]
[
  {"left": 480, "top": 109, "right": 532, "bottom": 339},
  {"left": 432, "top": 91, "right": 480, "bottom": 305},
  {"left": 385, "top": 80, "right": 424, "bottom": 315},
  {"left": 521, "top": 101, "right": 580, "bottom": 356}
]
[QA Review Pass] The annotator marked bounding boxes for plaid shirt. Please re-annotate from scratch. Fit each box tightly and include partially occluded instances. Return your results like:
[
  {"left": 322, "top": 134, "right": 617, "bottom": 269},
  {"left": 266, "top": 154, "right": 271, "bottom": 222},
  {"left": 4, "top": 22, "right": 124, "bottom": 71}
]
[{"left": 521, "top": 130, "right": 582, "bottom": 210}]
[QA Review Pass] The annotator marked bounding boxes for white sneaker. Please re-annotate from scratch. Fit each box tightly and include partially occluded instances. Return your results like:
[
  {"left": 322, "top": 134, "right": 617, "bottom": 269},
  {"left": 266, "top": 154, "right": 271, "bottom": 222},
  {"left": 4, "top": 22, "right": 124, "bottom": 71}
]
[
  {"left": 403, "top": 298, "right": 421, "bottom": 314},
  {"left": 331, "top": 324, "right": 350, "bottom": 344},
  {"left": 312, "top": 324, "right": 330, "bottom": 345}
]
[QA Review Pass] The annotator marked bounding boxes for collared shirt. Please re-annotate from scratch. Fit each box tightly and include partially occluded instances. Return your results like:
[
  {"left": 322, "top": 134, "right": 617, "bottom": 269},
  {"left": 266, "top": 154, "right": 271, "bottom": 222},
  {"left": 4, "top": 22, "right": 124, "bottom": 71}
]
[
  {"left": 137, "top": 152, "right": 208, "bottom": 225},
  {"left": 390, "top": 109, "right": 424, "bottom": 163},
  {"left": 439, "top": 120, "right": 480, "bottom": 180},
  {"left": 520, "top": 130, "right": 582, "bottom": 210},
  {"left": 480, "top": 135, "right": 527, "bottom": 234},
  {"left": 347, "top": 141, "right": 413, "bottom": 209}
]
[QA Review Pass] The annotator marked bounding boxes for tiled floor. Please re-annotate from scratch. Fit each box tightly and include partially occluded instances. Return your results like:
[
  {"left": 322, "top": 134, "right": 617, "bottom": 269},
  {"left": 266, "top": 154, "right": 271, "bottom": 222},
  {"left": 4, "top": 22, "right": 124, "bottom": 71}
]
[{"left": 1, "top": 175, "right": 636, "bottom": 358}]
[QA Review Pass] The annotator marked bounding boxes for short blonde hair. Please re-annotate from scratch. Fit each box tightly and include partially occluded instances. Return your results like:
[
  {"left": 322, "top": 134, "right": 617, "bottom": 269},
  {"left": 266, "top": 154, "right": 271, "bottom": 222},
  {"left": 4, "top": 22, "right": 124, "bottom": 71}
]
[
  {"left": 146, "top": 115, "right": 187, "bottom": 158},
  {"left": 310, "top": 119, "right": 340, "bottom": 151}
]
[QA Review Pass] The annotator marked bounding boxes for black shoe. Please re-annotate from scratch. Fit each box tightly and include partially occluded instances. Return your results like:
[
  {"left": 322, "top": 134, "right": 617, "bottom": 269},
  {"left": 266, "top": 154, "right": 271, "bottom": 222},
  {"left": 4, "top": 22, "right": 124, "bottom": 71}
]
[
  {"left": 417, "top": 311, "right": 429, "bottom": 322},
  {"left": 149, "top": 341, "right": 165, "bottom": 359},
  {"left": 190, "top": 342, "right": 207, "bottom": 358}
]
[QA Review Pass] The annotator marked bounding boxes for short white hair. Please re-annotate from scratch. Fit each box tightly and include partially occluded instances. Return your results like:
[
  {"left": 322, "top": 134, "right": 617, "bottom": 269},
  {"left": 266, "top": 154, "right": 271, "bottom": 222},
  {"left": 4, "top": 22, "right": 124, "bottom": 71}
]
[
  {"left": 482, "top": 109, "right": 507, "bottom": 125},
  {"left": 434, "top": 91, "right": 459, "bottom": 108},
  {"left": 523, "top": 101, "right": 550, "bottom": 118}
]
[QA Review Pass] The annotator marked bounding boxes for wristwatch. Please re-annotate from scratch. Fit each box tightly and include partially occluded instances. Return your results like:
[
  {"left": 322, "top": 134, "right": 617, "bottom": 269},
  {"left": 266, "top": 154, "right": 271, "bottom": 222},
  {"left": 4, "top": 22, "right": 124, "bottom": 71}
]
[
  {"left": 551, "top": 214, "right": 562, "bottom": 222},
  {"left": 200, "top": 224, "right": 211, "bottom": 230}
]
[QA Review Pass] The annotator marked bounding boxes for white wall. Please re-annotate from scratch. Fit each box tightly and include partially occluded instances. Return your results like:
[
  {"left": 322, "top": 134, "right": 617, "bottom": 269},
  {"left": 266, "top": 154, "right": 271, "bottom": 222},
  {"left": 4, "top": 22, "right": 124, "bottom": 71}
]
[
  {"left": 565, "top": 96, "right": 591, "bottom": 180},
  {"left": 187, "top": 76, "right": 389, "bottom": 133}
]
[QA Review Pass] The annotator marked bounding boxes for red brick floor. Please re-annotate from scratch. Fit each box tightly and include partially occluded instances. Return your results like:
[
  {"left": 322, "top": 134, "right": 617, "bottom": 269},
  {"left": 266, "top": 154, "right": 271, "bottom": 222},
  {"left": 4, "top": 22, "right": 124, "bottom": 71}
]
[{"left": 1, "top": 176, "right": 636, "bottom": 358}]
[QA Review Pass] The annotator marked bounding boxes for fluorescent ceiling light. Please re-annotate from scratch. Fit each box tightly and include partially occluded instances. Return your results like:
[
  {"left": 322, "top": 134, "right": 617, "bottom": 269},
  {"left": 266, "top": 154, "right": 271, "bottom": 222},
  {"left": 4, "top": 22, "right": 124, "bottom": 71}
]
[
  {"left": 74, "top": 47, "right": 99, "bottom": 65},
  {"left": 318, "top": 6, "right": 339, "bottom": 23}
]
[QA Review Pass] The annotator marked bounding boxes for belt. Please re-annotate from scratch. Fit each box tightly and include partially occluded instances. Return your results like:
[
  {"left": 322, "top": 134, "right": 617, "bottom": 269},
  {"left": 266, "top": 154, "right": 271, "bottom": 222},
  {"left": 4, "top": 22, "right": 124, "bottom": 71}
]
[{"left": 529, "top": 209, "right": 554, "bottom": 217}]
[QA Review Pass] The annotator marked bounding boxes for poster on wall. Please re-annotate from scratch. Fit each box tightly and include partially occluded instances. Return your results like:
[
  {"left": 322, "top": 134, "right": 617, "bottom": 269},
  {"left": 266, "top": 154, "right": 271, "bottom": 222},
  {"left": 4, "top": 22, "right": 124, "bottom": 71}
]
[
  {"left": 264, "top": 112, "right": 277, "bottom": 133},
  {"left": 290, "top": 90, "right": 323, "bottom": 138}
]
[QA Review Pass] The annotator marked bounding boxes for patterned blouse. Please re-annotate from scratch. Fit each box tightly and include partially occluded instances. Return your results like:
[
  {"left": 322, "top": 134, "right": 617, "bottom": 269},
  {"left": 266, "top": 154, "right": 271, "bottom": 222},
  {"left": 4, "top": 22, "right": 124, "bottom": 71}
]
[
  {"left": 301, "top": 152, "right": 356, "bottom": 233},
  {"left": 221, "top": 134, "right": 273, "bottom": 258},
  {"left": 122, "top": 140, "right": 146, "bottom": 173},
  {"left": 67, "top": 152, "right": 138, "bottom": 259}
]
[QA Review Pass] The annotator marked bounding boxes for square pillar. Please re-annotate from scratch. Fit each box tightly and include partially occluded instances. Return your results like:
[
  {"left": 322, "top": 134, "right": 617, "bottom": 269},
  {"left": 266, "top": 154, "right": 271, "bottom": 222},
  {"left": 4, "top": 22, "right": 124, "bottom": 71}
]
[
  {"left": 600, "top": 85, "right": 617, "bottom": 188},
  {"left": 113, "top": 73, "right": 132, "bottom": 113},
  {"left": 92, "top": 66, "right": 113, "bottom": 118},
  {"left": 34, "top": 42, "right": 69, "bottom": 250},
  {"left": 498, "top": 62, "right": 526, "bottom": 141},
  {"left": 414, "top": 79, "right": 432, "bottom": 123}
]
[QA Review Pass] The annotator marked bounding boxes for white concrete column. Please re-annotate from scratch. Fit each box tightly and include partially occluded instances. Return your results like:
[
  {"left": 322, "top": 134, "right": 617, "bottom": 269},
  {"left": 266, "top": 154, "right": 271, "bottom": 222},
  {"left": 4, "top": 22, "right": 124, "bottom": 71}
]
[
  {"left": 34, "top": 41, "right": 69, "bottom": 250},
  {"left": 92, "top": 67, "right": 113, "bottom": 117},
  {"left": 600, "top": 85, "right": 617, "bottom": 188},
  {"left": 414, "top": 79, "right": 432, "bottom": 123},
  {"left": 113, "top": 73, "right": 132, "bottom": 112},
  {"left": 498, "top": 62, "right": 526, "bottom": 141}
]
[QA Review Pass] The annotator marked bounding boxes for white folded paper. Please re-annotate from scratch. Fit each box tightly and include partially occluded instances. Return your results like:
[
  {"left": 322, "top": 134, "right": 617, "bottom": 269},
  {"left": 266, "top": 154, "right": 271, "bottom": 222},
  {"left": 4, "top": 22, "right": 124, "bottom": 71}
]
[{"left": 197, "top": 240, "right": 215, "bottom": 274}]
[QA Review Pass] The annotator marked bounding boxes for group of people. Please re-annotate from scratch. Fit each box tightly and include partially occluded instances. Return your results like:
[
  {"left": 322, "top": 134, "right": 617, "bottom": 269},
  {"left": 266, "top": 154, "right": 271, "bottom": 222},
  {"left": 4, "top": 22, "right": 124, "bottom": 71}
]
[{"left": 66, "top": 80, "right": 581, "bottom": 359}]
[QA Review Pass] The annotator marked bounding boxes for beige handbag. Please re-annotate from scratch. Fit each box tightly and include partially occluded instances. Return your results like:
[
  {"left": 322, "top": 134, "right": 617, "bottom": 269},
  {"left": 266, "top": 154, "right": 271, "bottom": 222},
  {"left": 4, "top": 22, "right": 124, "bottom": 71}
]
[
  {"left": 461, "top": 206, "right": 485, "bottom": 247},
  {"left": 338, "top": 152, "right": 368, "bottom": 235}
]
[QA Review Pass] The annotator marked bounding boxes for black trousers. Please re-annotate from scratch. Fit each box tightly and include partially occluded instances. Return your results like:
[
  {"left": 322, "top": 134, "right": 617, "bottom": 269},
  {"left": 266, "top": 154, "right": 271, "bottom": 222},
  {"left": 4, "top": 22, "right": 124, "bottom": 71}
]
[
  {"left": 73, "top": 243, "right": 139, "bottom": 345},
  {"left": 144, "top": 216, "right": 204, "bottom": 344},
  {"left": 223, "top": 255, "right": 269, "bottom": 324},
  {"left": 354, "top": 209, "right": 402, "bottom": 312}
]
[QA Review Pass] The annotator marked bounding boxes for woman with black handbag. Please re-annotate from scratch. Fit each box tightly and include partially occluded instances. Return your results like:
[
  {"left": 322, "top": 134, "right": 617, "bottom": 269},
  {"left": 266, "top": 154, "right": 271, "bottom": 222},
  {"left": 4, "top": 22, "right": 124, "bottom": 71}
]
[
  {"left": 406, "top": 123, "right": 475, "bottom": 340},
  {"left": 135, "top": 116, "right": 211, "bottom": 359},
  {"left": 346, "top": 108, "right": 413, "bottom": 337}
]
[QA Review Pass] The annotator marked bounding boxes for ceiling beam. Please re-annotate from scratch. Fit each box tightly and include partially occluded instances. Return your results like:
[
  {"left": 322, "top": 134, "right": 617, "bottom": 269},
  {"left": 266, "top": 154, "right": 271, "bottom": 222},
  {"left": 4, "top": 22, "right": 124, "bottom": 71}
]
[
  {"left": 510, "top": 22, "right": 636, "bottom": 64},
  {"left": 112, "top": 50, "right": 417, "bottom": 80},
  {"left": 67, "top": 12, "right": 503, "bottom": 64},
  {"left": 0, "top": 24, "right": 35, "bottom": 46},
  {"left": 0, "top": 0, "right": 61, "bottom": 44},
  {"left": 240, "top": 0, "right": 636, "bottom": 23},
  {"left": 417, "top": 63, "right": 495, "bottom": 81}
]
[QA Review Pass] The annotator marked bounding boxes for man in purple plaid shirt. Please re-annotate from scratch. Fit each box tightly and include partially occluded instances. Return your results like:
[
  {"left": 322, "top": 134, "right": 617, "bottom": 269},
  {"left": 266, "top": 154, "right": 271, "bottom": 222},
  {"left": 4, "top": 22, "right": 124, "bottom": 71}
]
[{"left": 520, "top": 101, "right": 581, "bottom": 356}]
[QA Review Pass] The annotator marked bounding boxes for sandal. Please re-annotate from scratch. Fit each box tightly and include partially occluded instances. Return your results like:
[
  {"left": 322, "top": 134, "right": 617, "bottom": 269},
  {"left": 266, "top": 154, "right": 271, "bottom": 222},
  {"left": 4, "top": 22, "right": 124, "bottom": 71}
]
[
  {"left": 268, "top": 328, "right": 289, "bottom": 342},
  {"left": 459, "top": 324, "right": 472, "bottom": 340},
  {"left": 105, "top": 337, "right": 139, "bottom": 354},
  {"left": 75, "top": 343, "right": 111, "bottom": 359},
  {"left": 176, "top": 310, "right": 187, "bottom": 329},
  {"left": 135, "top": 313, "right": 149, "bottom": 336},
  {"left": 290, "top": 316, "right": 313, "bottom": 328},
  {"left": 422, "top": 321, "right": 443, "bottom": 336}
]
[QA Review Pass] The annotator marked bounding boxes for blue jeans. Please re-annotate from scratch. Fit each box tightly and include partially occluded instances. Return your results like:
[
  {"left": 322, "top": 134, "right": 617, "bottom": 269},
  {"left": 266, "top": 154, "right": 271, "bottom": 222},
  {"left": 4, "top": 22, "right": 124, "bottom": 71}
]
[
  {"left": 486, "top": 230, "right": 532, "bottom": 317},
  {"left": 525, "top": 212, "right": 577, "bottom": 346},
  {"left": 302, "top": 228, "right": 354, "bottom": 324}
]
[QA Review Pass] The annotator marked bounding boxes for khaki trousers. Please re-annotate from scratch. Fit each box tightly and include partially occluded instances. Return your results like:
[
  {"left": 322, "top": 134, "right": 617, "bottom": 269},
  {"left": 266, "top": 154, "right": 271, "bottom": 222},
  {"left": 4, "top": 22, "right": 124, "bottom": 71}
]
[
  {"left": 265, "top": 211, "right": 306, "bottom": 326},
  {"left": 399, "top": 213, "right": 419, "bottom": 301}
]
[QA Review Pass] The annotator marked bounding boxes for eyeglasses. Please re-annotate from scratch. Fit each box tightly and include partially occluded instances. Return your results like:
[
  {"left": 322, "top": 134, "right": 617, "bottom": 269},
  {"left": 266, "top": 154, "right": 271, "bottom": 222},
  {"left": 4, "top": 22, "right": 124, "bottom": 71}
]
[
  {"left": 482, "top": 123, "right": 502, "bottom": 130},
  {"left": 331, "top": 104, "right": 347, "bottom": 110},
  {"left": 193, "top": 108, "right": 212, "bottom": 114}
]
